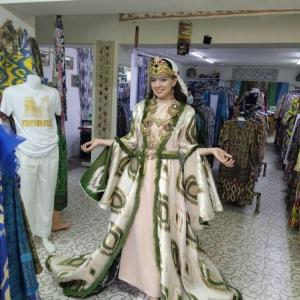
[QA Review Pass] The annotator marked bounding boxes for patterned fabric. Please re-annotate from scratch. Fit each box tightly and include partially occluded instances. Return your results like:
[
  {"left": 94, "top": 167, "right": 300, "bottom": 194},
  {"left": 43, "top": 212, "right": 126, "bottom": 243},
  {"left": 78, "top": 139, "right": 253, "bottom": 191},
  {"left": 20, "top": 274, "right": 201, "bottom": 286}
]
[
  {"left": 0, "top": 174, "right": 10, "bottom": 300},
  {"left": 53, "top": 15, "right": 68, "bottom": 211},
  {"left": 0, "top": 31, "right": 34, "bottom": 97},
  {"left": 218, "top": 120, "right": 261, "bottom": 206},
  {"left": 77, "top": 48, "right": 93, "bottom": 121},
  {"left": 29, "top": 38, "right": 44, "bottom": 79},
  {"left": 52, "top": 15, "right": 67, "bottom": 124},
  {"left": 0, "top": 125, "right": 40, "bottom": 299},
  {"left": 46, "top": 100, "right": 241, "bottom": 299},
  {"left": 194, "top": 104, "right": 215, "bottom": 147},
  {"left": 54, "top": 117, "right": 68, "bottom": 211},
  {"left": 137, "top": 56, "right": 150, "bottom": 102}
]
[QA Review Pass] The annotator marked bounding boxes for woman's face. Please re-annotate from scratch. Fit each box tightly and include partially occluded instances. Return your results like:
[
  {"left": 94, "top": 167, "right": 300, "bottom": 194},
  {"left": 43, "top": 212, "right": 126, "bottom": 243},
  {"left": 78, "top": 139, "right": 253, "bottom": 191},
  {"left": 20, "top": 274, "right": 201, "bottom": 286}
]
[{"left": 150, "top": 74, "right": 177, "bottom": 100}]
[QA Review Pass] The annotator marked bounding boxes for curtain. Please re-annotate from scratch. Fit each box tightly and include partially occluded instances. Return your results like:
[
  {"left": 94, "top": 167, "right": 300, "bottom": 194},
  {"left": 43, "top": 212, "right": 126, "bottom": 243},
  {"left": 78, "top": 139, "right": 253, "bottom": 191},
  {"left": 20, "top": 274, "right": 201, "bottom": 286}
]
[{"left": 77, "top": 48, "right": 93, "bottom": 121}]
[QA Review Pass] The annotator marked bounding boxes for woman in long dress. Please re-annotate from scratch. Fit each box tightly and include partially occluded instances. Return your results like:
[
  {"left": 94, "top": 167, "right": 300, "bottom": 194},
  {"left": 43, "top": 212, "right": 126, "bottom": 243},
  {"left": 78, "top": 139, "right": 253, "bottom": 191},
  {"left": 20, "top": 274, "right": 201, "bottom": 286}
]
[{"left": 46, "top": 57, "right": 242, "bottom": 299}]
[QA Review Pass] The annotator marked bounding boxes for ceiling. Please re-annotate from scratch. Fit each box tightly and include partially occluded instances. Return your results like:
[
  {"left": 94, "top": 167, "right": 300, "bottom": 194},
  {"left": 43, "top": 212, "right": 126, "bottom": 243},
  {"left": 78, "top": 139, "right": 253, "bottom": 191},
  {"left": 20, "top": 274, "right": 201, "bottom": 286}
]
[
  {"left": 133, "top": 46, "right": 300, "bottom": 67},
  {"left": 1, "top": 0, "right": 300, "bottom": 16}
]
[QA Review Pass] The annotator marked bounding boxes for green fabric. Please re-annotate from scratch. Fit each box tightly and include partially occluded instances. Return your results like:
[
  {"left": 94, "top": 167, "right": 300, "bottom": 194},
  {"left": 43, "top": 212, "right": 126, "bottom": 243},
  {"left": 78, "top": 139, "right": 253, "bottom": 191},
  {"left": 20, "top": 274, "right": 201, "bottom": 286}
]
[
  {"left": 54, "top": 118, "right": 68, "bottom": 211},
  {"left": 80, "top": 146, "right": 113, "bottom": 202},
  {"left": 268, "top": 82, "right": 277, "bottom": 107}
]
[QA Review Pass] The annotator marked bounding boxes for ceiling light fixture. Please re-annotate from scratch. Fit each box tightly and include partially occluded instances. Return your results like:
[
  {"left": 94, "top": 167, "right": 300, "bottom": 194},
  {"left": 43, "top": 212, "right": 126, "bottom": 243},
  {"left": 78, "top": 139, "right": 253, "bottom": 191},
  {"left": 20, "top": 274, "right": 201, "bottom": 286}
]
[
  {"left": 205, "top": 58, "right": 214, "bottom": 64},
  {"left": 191, "top": 51, "right": 214, "bottom": 64},
  {"left": 296, "top": 58, "right": 300, "bottom": 65},
  {"left": 190, "top": 51, "right": 204, "bottom": 59}
]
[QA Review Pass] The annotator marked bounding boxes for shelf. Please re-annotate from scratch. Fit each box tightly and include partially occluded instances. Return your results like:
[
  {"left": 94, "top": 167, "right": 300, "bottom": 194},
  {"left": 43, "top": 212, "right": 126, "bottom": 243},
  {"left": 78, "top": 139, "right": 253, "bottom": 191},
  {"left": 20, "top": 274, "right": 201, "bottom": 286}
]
[{"left": 187, "top": 78, "right": 220, "bottom": 81}]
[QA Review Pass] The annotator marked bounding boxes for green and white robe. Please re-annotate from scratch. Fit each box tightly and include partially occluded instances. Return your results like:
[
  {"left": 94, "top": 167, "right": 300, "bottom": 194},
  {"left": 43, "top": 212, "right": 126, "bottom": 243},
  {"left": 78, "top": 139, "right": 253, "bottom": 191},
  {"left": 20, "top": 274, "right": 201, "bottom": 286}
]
[{"left": 46, "top": 99, "right": 242, "bottom": 299}]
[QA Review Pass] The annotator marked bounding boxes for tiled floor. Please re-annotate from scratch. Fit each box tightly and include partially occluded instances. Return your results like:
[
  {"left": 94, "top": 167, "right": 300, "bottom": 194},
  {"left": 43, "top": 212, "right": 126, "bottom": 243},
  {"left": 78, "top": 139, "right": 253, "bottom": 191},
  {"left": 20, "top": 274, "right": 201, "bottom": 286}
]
[{"left": 36, "top": 144, "right": 300, "bottom": 299}]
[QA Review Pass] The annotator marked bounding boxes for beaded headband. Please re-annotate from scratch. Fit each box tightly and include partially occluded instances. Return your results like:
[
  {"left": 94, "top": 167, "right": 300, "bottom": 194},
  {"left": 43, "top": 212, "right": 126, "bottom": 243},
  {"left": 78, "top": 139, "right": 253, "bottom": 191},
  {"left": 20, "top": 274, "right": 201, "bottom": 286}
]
[{"left": 149, "top": 57, "right": 176, "bottom": 77}]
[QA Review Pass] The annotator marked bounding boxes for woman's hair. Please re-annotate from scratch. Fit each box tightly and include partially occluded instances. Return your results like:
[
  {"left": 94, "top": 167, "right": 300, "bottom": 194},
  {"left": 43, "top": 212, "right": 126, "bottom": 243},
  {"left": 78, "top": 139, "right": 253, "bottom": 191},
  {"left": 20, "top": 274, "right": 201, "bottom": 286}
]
[{"left": 148, "top": 59, "right": 187, "bottom": 104}]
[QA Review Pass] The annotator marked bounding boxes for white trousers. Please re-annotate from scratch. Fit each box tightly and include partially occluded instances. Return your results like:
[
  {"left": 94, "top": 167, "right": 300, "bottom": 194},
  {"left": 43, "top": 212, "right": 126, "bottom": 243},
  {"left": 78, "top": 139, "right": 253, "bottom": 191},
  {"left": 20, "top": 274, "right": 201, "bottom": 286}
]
[{"left": 16, "top": 146, "right": 59, "bottom": 238}]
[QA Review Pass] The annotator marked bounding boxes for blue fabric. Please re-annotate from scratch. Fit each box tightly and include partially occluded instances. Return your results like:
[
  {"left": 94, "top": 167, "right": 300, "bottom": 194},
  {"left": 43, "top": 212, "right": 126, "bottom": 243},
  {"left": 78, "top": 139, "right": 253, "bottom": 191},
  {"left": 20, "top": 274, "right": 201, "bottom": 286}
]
[
  {"left": 0, "top": 125, "right": 24, "bottom": 176},
  {"left": 275, "top": 82, "right": 289, "bottom": 105},
  {"left": 0, "top": 125, "right": 40, "bottom": 300}
]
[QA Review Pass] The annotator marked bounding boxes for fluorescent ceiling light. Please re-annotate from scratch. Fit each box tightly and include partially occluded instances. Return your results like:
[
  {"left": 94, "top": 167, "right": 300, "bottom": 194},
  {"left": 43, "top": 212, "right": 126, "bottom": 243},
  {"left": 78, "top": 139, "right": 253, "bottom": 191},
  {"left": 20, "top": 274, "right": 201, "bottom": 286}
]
[
  {"left": 296, "top": 59, "right": 300, "bottom": 65},
  {"left": 191, "top": 52, "right": 204, "bottom": 59},
  {"left": 191, "top": 51, "right": 214, "bottom": 64},
  {"left": 205, "top": 58, "right": 214, "bottom": 64}
]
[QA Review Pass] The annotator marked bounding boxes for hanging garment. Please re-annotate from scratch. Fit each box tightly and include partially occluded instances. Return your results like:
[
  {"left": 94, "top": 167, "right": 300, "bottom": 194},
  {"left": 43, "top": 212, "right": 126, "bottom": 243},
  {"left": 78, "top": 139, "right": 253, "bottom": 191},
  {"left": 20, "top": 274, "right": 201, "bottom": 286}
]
[
  {"left": 46, "top": 99, "right": 242, "bottom": 299},
  {"left": 218, "top": 120, "right": 261, "bottom": 206},
  {"left": 0, "top": 124, "right": 41, "bottom": 300},
  {"left": 203, "top": 90, "right": 229, "bottom": 145},
  {"left": 289, "top": 151, "right": 300, "bottom": 228},
  {"left": 52, "top": 15, "right": 68, "bottom": 211}
]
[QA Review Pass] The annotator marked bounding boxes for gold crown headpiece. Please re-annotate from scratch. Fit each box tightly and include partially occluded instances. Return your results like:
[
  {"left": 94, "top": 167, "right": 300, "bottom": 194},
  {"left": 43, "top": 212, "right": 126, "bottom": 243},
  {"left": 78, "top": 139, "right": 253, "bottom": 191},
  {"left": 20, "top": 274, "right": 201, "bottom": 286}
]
[{"left": 149, "top": 57, "right": 176, "bottom": 77}]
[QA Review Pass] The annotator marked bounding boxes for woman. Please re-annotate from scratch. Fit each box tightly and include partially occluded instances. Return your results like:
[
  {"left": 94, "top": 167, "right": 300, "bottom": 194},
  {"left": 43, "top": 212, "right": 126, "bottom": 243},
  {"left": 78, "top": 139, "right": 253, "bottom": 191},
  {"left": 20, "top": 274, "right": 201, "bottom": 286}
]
[{"left": 46, "top": 57, "right": 241, "bottom": 299}]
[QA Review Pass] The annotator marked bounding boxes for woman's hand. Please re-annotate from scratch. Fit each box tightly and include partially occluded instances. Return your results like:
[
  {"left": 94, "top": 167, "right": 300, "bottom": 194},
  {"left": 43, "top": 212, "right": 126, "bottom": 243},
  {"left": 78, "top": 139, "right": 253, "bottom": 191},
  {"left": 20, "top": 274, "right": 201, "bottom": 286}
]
[
  {"left": 211, "top": 148, "right": 235, "bottom": 168},
  {"left": 81, "top": 139, "right": 102, "bottom": 153}
]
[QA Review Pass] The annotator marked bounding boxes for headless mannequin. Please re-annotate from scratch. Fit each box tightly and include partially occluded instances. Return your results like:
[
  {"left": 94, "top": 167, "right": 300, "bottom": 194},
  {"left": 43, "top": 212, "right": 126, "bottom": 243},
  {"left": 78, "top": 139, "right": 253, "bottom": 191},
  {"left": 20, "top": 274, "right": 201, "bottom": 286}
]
[
  {"left": 26, "top": 75, "right": 70, "bottom": 233},
  {"left": 25, "top": 74, "right": 41, "bottom": 89},
  {"left": 0, "top": 74, "right": 63, "bottom": 253},
  {"left": 25, "top": 75, "right": 57, "bottom": 253}
]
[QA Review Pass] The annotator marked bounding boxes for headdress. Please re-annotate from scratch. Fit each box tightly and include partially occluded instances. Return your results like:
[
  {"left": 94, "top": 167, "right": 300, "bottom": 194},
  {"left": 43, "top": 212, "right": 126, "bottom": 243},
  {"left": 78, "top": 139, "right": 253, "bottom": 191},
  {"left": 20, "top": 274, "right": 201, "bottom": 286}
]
[{"left": 149, "top": 57, "right": 176, "bottom": 77}]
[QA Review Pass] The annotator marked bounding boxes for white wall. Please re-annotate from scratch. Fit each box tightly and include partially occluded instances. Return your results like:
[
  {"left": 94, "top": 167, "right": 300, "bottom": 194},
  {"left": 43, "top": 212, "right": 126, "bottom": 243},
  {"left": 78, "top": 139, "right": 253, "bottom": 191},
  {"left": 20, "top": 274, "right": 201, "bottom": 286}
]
[
  {"left": 41, "top": 46, "right": 81, "bottom": 159},
  {"left": 36, "top": 14, "right": 300, "bottom": 45},
  {"left": 0, "top": 6, "right": 35, "bottom": 36}
]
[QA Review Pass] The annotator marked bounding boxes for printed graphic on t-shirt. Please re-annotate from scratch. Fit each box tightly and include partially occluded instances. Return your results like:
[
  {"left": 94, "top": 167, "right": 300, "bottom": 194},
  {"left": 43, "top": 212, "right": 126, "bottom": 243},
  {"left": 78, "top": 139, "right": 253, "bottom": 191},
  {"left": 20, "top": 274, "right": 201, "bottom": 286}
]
[{"left": 23, "top": 96, "right": 52, "bottom": 127}]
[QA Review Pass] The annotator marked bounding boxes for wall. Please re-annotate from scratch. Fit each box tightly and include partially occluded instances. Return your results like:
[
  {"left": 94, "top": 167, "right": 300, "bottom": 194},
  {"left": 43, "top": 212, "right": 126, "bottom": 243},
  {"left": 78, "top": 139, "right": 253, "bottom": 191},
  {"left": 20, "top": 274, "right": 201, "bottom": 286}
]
[
  {"left": 0, "top": 6, "right": 35, "bottom": 36},
  {"left": 41, "top": 46, "right": 81, "bottom": 159},
  {"left": 36, "top": 14, "right": 300, "bottom": 45},
  {"left": 182, "top": 65, "right": 300, "bottom": 84},
  {"left": 35, "top": 13, "right": 300, "bottom": 141}
]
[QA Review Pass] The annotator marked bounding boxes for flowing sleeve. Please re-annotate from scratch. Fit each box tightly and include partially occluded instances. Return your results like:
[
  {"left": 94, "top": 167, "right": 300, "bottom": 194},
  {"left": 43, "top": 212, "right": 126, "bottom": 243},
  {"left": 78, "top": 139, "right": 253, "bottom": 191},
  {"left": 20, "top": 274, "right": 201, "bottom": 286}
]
[
  {"left": 178, "top": 107, "right": 223, "bottom": 230},
  {"left": 80, "top": 102, "right": 144, "bottom": 208}
]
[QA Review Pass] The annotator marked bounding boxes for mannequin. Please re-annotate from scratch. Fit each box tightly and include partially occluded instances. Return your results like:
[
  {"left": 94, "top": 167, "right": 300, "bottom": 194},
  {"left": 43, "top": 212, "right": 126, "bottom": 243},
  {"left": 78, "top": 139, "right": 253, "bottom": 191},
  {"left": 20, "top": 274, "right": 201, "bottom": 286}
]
[{"left": 0, "top": 74, "right": 61, "bottom": 253}]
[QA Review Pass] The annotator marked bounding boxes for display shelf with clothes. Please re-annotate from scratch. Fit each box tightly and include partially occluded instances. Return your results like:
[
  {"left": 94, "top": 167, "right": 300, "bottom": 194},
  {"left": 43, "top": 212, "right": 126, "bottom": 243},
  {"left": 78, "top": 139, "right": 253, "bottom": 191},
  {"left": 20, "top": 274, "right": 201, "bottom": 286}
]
[
  {"left": 0, "top": 124, "right": 42, "bottom": 300},
  {"left": 274, "top": 91, "right": 300, "bottom": 147},
  {"left": 218, "top": 110, "right": 266, "bottom": 209},
  {"left": 282, "top": 114, "right": 300, "bottom": 229},
  {"left": 273, "top": 91, "right": 300, "bottom": 228},
  {"left": 289, "top": 151, "right": 300, "bottom": 229}
]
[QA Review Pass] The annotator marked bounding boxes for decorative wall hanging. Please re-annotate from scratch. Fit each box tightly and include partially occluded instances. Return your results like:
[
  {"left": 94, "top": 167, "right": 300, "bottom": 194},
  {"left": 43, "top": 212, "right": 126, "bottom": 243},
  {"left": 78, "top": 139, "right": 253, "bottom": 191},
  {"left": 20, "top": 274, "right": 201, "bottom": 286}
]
[
  {"left": 65, "top": 56, "right": 73, "bottom": 70},
  {"left": 120, "top": 9, "right": 300, "bottom": 21},
  {"left": 94, "top": 41, "right": 114, "bottom": 139},
  {"left": 177, "top": 20, "right": 192, "bottom": 56},
  {"left": 186, "top": 67, "right": 197, "bottom": 78},
  {"left": 71, "top": 74, "right": 80, "bottom": 87},
  {"left": 232, "top": 67, "right": 279, "bottom": 81}
]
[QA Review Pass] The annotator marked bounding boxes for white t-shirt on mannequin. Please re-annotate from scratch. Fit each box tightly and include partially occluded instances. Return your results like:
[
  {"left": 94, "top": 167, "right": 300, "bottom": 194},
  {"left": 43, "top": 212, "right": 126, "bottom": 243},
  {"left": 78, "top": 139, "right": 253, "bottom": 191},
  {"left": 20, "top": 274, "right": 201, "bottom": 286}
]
[{"left": 0, "top": 75, "right": 61, "bottom": 157}]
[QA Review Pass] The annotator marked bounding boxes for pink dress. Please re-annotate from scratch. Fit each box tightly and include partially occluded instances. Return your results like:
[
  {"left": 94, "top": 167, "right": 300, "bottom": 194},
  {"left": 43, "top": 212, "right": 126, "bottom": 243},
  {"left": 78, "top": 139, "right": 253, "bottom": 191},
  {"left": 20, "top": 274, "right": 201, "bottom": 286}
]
[{"left": 118, "top": 100, "right": 172, "bottom": 298}]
